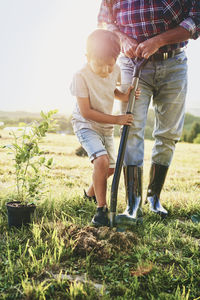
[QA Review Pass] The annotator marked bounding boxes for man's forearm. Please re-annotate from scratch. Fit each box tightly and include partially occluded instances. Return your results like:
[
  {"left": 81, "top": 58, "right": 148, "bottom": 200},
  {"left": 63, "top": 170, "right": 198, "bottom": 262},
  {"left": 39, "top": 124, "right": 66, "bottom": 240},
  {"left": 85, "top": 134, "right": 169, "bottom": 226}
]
[{"left": 153, "top": 25, "right": 191, "bottom": 48}]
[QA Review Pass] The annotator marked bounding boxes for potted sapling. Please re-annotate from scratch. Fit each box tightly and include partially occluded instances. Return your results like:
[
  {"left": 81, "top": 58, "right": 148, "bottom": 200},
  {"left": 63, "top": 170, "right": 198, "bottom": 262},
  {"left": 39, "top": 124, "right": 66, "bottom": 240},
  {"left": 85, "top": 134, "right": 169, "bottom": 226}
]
[{"left": 4, "top": 110, "right": 57, "bottom": 227}]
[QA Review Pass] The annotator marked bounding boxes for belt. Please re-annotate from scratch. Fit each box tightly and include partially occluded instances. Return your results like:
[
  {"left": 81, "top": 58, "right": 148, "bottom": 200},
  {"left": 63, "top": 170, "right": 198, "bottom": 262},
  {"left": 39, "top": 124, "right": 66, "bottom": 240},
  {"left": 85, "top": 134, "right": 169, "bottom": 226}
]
[{"left": 149, "top": 49, "right": 183, "bottom": 61}]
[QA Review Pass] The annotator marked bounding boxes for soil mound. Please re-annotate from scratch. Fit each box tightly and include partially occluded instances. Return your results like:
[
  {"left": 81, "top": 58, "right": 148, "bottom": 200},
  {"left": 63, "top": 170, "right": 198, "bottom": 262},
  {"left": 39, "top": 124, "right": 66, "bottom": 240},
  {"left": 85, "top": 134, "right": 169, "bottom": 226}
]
[
  {"left": 45, "top": 222, "right": 138, "bottom": 260},
  {"left": 67, "top": 225, "right": 138, "bottom": 260}
]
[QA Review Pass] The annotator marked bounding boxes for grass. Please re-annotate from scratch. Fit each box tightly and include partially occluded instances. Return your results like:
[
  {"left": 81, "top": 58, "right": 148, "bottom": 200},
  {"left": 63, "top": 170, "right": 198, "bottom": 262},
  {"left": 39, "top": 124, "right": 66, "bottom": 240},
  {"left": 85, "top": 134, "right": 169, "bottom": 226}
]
[{"left": 0, "top": 130, "right": 200, "bottom": 299}]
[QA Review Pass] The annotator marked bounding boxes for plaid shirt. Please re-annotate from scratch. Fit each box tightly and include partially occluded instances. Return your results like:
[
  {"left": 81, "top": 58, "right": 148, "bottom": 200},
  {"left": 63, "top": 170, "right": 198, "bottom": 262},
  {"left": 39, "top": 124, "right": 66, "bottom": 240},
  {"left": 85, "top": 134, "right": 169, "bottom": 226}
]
[{"left": 98, "top": 0, "right": 200, "bottom": 52}]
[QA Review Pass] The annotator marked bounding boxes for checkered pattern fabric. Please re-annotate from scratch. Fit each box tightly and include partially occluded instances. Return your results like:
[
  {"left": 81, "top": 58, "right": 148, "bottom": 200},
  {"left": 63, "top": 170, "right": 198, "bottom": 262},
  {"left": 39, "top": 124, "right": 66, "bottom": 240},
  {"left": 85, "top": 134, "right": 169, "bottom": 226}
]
[{"left": 98, "top": 0, "right": 200, "bottom": 52}]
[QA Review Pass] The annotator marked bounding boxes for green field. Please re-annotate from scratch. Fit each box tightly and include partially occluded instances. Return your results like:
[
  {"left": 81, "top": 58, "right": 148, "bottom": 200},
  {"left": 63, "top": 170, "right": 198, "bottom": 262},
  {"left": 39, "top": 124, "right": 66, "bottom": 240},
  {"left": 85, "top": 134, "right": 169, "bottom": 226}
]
[{"left": 0, "top": 131, "right": 200, "bottom": 299}]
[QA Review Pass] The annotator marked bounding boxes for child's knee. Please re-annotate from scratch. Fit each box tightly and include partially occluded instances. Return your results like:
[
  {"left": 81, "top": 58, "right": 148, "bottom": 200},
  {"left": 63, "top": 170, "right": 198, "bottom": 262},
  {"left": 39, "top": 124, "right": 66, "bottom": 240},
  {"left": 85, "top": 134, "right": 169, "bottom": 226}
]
[{"left": 94, "top": 154, "right": 109, "bottom": 169}]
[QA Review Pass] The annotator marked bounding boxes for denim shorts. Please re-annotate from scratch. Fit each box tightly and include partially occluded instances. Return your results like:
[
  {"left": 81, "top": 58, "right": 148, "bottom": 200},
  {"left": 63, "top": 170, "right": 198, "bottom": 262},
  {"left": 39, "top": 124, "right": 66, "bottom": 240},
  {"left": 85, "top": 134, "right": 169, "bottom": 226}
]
[{"left": 76, "top": 128, "right": 116, "bottom": 168}]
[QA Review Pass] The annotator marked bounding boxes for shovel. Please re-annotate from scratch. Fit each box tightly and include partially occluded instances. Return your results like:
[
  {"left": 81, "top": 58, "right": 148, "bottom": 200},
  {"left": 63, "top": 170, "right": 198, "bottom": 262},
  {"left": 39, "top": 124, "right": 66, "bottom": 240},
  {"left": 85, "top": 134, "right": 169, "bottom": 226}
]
[{"left": 110, "top": 57, "right": 147, "bottom": 228}]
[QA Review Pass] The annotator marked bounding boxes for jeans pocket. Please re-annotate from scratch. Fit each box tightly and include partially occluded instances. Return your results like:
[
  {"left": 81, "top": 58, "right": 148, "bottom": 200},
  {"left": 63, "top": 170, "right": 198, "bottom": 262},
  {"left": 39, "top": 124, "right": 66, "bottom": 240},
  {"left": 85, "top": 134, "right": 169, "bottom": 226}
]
[{"left": 174, "top": 52, "right": 187, "bottom": 65}]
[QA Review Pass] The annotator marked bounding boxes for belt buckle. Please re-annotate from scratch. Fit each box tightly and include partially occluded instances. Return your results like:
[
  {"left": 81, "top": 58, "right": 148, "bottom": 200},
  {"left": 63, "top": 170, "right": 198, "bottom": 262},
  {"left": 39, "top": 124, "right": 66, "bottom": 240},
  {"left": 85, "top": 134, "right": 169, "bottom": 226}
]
[{"left": 163, "top": 52, "right": 168, "bottom": 60}]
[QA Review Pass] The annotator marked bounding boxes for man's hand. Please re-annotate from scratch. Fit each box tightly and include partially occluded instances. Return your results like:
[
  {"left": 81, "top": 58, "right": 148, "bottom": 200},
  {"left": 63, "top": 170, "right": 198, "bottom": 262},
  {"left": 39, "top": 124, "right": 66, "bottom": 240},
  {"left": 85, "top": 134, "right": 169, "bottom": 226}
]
[
  {"left": 135, "top": 37, "right": 160, "bottom": 59},
  {"left": 116, "top": 114, "right": 133, "bottom": 125},
  {"left": 118, "top": 30, "right": 159, "bottom": 58},
  {"left": 120, "top": 34, "right": 139, "bottom": 58},
  {"left": 135, "top": 26, "right": 191, "bottom": 59}
]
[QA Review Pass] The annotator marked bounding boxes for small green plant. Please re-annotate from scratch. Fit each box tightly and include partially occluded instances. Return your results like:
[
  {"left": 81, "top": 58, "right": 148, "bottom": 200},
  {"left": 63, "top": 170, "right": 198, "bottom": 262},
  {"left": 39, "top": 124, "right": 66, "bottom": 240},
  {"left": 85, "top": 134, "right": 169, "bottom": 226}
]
[{"left": 4, "top": 110, "right": 57, "bottom": 204}]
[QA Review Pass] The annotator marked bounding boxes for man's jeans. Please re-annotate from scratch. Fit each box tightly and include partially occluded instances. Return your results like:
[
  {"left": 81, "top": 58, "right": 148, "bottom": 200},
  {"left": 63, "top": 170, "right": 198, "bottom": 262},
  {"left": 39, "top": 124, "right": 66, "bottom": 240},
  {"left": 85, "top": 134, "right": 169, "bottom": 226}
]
[{"left": 118, "top": 51, "right": 188, "bottom": 167}]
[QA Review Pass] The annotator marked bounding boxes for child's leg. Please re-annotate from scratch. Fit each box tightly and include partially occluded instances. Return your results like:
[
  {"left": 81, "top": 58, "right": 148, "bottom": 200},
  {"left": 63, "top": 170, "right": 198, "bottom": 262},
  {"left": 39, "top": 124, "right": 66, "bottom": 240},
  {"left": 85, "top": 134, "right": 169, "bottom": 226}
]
[
  {"left": 86, "top": 167, "right": 114, "bottom": 198},
  {"left": 91, "top": 155, "right": 113, "bottom": 226},
  {"left": 92, "top": 155, "right": 114, "bottom": 207},
  {"left": 76, "top": 129, "right": 115, "bottom": 209}
]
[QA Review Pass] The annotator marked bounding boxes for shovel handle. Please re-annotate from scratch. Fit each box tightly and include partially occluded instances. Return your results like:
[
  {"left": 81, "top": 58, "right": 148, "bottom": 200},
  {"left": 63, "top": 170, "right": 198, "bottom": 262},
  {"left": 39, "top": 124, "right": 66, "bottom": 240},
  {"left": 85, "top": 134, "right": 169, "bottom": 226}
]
[
  {"left": 110, "top": 57, "right": 148, "bottom": 227},
  {"left": 132, "top": 57, "right": 148, "bottom": 78},
  {"left": 127, "top": 58, "right": 147, "bottom": 114}
]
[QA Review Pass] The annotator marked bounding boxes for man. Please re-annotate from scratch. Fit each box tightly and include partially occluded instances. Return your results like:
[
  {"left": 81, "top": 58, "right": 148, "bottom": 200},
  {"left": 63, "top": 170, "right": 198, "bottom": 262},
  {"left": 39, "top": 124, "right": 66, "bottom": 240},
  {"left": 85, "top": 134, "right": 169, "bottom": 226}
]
[{"left": 98, "top": 0, "right": 200, "bottom": 222}]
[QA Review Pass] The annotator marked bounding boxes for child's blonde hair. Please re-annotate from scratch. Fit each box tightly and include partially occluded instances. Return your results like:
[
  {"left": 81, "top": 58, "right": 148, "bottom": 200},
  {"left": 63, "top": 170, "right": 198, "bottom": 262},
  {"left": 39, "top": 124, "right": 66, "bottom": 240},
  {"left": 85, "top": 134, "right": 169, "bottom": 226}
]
[{"left": 86, "top": 29, "right": 121, "bottom": 61}]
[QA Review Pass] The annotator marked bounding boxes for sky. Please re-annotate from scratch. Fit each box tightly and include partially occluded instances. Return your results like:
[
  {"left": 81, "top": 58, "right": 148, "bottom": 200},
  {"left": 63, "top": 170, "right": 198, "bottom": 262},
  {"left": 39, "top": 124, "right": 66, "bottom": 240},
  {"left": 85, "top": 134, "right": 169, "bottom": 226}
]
[{"left": 0, "top": 0, "right": 200, "bottom": 116}]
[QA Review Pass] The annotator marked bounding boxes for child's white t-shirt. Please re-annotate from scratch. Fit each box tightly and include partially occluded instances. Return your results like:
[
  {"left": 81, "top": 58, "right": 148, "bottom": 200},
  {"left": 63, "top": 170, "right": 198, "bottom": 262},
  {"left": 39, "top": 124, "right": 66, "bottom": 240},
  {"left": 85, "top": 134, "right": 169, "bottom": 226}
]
[{"left": 70, "top": 63, "right": 121, "bottom": 136}]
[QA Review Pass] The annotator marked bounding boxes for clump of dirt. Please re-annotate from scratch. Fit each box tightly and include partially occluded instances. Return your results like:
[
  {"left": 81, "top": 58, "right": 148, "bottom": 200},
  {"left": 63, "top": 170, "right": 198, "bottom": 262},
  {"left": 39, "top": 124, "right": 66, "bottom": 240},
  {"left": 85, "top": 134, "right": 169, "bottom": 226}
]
[
  {"left": 69, "top": 226, "right": 109, "bottom": 260},
  {"left": 98, "top": 226, "right": 111, "bottom": 240},
  {"left": 69, "top": 225, "right": 98, "bottom": 238},
  {"left": 42, "top": 221, "right": 138, "bottom": 261},
  {"left": 106, "top": 230, "right": 138, "bottom": 251},
  {"left": 66, "top": 224, "right": 138, "bottom": 260}
]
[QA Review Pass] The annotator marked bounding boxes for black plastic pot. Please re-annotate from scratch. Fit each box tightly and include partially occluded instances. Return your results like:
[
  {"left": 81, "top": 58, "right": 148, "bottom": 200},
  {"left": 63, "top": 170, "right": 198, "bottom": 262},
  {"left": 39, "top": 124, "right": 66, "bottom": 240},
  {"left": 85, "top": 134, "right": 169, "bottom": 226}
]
[{"left": 6, "top": 201, "right": 36, "bottom": 228}]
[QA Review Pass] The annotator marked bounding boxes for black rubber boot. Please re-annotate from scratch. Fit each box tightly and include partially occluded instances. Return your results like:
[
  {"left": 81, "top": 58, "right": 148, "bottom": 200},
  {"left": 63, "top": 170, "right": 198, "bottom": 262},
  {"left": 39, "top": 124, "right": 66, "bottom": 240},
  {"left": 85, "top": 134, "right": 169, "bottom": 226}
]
[
  {"left": 92, "top": 206, "right": 109, "bottom": 227},
  {"left": 146, "top": 163, "right": 168, "bottom": 217},
  {"left": 115, "top": 165, "right": 143, "bottom": 226}
]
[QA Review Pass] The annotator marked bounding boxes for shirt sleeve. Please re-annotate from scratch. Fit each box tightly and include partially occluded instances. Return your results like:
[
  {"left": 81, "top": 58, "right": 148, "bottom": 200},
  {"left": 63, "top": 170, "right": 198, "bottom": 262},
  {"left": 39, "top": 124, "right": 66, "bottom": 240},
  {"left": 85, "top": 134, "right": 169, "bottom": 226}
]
[
  {"left": 179, "top": 1, "right": 200, "bottom": 40},
  {"left": 97, "top": 0, "right": 119, "bottom": 31},
  {"left": 70, "top": 72, "right": 89, "bottom": 98}
]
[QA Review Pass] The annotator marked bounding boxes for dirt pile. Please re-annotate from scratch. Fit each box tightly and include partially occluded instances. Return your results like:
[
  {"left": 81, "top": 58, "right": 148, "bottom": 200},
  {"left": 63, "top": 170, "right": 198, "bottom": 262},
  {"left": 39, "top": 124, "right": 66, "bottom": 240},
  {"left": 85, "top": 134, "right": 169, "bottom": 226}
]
[
  {"left": 67, "top": 225, "right": 138, "bottom": 260},
  {"left": 44, "top": 222, "right": 138, "bottom": 260}
]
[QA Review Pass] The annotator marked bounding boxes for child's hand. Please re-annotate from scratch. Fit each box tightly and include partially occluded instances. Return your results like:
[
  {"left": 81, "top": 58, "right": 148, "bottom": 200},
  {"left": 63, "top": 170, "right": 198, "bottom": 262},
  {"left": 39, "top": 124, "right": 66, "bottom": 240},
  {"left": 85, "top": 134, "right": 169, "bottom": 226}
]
[
  {"left": 116, "top": 114, "right": 133, "bottom": 125},
  {"left": 114, "top": 86, "right": 141, "bottom": 102},
  {"left": 135, "top": 87, "right": 141, "bottom": 100},
  {"left": 122, "top": 86, "right": 141, "bottom": 102}
]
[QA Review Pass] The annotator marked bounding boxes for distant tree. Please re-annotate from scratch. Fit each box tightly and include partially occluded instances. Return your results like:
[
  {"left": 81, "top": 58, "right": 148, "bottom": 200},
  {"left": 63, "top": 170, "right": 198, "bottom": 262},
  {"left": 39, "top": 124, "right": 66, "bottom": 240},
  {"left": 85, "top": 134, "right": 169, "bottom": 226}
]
[
  {"left": 187, "top": 122, "right": 200, "bottom": 143},
  {"left": 181, "top": 131, "right": 188, "bottom": 142},
  {"left": 4, "top": 119, "right": 17, "bottom": 126},
  {"left": 54, "top": 116, "right": 73, "bottom": 133},
  {"left": 183, "top": 113, "right": 200, "bottom": 133},
  {"left": 184, "top": 113, "right": 197, "bottom": 125},
  {"left": 193, "top": 133, "right": 200, "bottom": 144},
  {"left": 65, "top": 116, "right": 73, "bottom": 134},
  {"left": 18, "top": 117, "right": 40, "bottom": 124},
  {"left": 18, "top": 122, "right": 26, "bottom": 127},
  {"left": 57, "top": 119, "right": 68, "bottom": 131}
]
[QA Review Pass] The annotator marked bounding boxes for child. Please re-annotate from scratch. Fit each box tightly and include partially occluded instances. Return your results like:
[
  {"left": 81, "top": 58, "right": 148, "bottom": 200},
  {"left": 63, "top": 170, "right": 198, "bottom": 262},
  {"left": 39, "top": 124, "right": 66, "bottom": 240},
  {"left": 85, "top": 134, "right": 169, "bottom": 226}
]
[{"left": 70, "top": 29, "right": 140, "bottom": 227}]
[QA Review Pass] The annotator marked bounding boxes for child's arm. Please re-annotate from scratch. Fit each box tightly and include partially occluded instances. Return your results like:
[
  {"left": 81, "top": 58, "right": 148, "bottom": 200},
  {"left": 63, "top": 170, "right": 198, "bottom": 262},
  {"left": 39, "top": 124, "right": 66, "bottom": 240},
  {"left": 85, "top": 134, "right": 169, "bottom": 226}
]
[
  {"left": 77, "top": 97, "right": 133, "bottom": 126},
  {"left": 114, "top": 87, "right": 140, "bottom": 102}
]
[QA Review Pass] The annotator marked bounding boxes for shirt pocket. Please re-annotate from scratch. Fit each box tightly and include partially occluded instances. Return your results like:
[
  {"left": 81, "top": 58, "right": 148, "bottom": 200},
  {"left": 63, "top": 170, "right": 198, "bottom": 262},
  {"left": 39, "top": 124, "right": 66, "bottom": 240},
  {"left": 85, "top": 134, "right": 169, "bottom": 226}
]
[
  {"left": 117, "top": 0, "right": 142, "bottom": 26},
  {"left": 162, "top": 0, "right": 183, "bottom": 27},
  {"left": 117, "top": 0, "right": 163, "bottom": 32}
]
